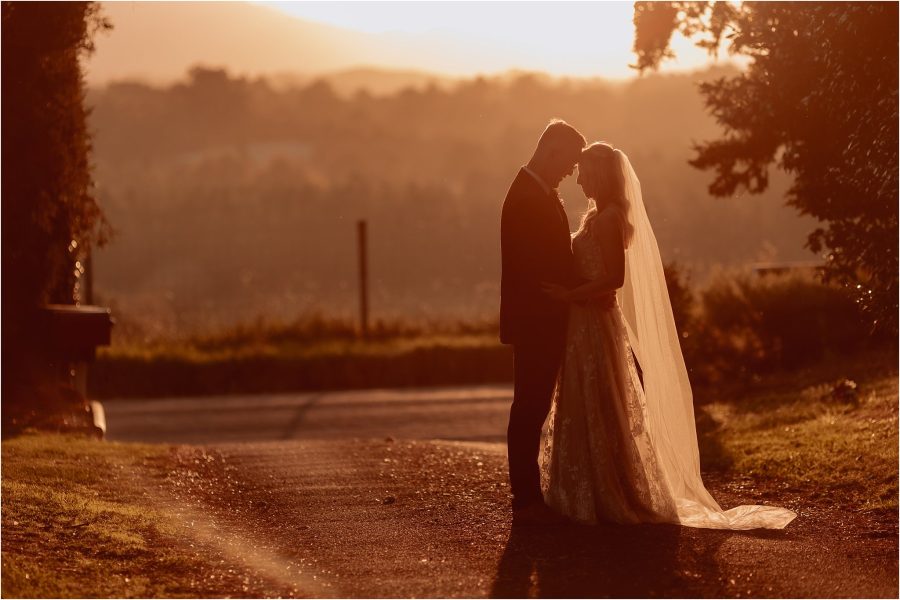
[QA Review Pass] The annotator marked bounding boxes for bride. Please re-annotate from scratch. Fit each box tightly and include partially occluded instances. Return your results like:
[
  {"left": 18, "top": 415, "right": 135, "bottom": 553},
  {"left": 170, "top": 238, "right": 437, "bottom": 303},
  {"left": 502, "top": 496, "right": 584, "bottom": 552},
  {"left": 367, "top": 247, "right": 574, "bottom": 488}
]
[{"left": 539, "top": 142, "right": 797, "bottom": 529}]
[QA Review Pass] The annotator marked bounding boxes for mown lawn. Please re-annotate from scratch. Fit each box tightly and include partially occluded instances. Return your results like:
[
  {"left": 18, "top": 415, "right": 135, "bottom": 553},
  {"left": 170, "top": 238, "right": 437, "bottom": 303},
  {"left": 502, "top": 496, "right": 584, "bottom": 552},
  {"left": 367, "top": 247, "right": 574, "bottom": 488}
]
[{"left": 697, "top": 350, "right": 898, "bottom": 511}]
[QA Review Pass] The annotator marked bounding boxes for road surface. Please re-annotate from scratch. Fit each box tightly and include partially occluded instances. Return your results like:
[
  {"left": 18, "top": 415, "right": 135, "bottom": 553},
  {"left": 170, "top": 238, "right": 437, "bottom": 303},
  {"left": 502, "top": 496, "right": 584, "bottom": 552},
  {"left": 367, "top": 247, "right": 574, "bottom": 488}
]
[
  {"left": 104, "top": 385, "right": 513, "bottom": 444},
  {"left": 102, "top": 388, "right": 898, "bottom": 598},
  {"left": 156, "top": 439, "right": 898, "bottom": 598}
]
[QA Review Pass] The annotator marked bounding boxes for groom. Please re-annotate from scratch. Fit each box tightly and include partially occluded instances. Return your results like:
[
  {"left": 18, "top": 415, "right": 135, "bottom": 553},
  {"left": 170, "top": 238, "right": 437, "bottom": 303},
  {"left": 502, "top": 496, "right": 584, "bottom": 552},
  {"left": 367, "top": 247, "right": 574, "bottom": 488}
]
[{"left": 500, "top": 119, "right": 599, "bottom": 525}]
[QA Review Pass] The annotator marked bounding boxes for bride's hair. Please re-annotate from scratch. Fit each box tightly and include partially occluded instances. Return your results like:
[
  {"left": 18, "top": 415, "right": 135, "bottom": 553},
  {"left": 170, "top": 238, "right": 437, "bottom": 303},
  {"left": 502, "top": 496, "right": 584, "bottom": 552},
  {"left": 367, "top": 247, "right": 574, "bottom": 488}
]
[{"left": 577, "top": 142, "right": 634, "bottom": 245}]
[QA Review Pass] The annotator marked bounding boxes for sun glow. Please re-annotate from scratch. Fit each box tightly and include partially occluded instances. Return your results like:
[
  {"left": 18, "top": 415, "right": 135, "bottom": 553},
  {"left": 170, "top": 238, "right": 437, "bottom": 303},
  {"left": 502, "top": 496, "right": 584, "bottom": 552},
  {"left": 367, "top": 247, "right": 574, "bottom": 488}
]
[
  {"left": 258, "top": 1, "right": 722, "bottom": 79},
  {"left": 87, "top": 1, "right": 734, "bottom": 87}
]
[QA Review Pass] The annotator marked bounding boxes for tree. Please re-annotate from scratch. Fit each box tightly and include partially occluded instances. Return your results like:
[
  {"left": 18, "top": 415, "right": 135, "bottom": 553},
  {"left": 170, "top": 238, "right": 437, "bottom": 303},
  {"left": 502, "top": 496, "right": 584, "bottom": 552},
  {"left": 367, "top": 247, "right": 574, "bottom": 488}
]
[
  {"left": 2, "top": 2, "right": 111, "bottom": 404},
  {"left": 633, "top": 2, "right": 899, "bottom": 332}
]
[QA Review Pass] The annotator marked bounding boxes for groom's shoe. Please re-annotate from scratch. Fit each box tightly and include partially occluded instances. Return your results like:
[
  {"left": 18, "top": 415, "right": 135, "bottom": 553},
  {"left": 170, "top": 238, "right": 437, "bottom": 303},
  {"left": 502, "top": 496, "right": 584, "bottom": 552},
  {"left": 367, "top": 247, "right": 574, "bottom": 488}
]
[{"left": 512, "top": 502, "right": 570, "bottom": 527}]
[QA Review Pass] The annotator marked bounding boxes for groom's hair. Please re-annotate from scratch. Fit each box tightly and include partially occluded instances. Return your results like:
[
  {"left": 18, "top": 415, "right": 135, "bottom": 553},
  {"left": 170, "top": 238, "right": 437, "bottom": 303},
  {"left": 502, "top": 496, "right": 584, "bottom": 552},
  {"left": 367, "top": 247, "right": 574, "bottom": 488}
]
[{"left": 535, "top": 119, "right": 587, "bottom": 156}]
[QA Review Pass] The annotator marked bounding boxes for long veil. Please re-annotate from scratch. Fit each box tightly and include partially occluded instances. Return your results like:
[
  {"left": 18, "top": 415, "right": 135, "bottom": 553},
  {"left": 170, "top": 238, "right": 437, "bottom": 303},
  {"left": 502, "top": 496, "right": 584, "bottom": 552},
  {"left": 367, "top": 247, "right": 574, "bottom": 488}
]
[{"left": 616, "top": 150, "right": 797, "bottom": 529}]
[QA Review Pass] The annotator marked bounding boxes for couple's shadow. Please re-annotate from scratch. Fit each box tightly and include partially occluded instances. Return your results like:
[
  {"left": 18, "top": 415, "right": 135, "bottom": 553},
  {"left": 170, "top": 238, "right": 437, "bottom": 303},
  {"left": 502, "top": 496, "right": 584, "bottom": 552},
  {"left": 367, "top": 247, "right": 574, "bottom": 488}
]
[{"left": 490, "top": 520, "right": 724, "bottom": 598}]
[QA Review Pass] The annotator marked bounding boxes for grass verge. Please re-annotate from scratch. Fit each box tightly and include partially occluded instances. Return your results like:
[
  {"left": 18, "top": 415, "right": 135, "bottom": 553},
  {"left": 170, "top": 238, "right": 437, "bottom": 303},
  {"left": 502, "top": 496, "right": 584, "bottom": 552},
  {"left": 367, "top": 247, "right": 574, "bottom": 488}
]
[
  {"left": 697, "top": 350, "right": 899, "bottom": 512},
  {"left": 0, "top": 434, "right": 288, "bottom": 598}
]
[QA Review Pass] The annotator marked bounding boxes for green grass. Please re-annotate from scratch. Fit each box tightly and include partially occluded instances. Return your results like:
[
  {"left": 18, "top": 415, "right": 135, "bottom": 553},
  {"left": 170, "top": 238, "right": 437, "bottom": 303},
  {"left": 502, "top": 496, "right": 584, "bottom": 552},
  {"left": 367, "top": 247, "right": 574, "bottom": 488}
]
[
  {"left": 698, "top": 352, "right": 899, "bottom": 511},
  {"left": 2, "top": 435, "right": 173, "bottom": 597},
  {"left": 0, "top": 434, "right": 279, "bottom": 598}
]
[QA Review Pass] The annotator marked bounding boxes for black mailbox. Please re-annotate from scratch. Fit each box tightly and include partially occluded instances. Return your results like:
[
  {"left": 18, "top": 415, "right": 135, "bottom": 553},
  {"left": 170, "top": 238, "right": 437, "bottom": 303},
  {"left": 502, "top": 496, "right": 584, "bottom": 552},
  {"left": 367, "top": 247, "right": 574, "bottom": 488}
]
[
  {"left": 38, "top": 304, "right": 114, "bottom": 410},
  {"left": 3, "top": 305, "right": 115, "bottom": 437},
  {"left": 38, "top": 304, "right": 113, "bottom": 361}
]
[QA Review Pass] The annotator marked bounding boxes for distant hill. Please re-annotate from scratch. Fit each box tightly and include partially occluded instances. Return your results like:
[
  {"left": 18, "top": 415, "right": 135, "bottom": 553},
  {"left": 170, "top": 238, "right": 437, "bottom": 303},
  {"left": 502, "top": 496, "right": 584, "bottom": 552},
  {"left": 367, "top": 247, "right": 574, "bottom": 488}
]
[
  {"left": 87, "top": 66, "right": 816, "bottom": 333},
  {"left": 269, "top": 67, "right": 459, "bottom": 98}
]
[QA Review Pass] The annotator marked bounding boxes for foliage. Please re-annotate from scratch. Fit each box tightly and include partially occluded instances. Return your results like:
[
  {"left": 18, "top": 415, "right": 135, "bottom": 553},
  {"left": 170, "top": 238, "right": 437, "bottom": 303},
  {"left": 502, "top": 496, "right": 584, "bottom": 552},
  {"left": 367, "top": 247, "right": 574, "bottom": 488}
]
[
  {"left": 91, "top": 332, "right": 509, "bottom": 399},
  {"left": 660, "top": 265, "right": 877, "bottom": 386},
  {"left": 663, "top": 262, "right": 704, "bottom": 382},
  {"left": 633, "top": 2, "right": 899, "bottom": 332},
  {"left": 689, "top": 271, "right": 872, "bottom": 383},
  {"left": 2, "top": 2, "right": 111, "bottom": 309},
  {"left": 1, "top": 3, "right": 111, "bottom": 393},
  {"left": 663, "top": 261, "right": 695, "bottom": 339},
  {"left": 92, "top": 313, "right": 506, "bottom": 399}
]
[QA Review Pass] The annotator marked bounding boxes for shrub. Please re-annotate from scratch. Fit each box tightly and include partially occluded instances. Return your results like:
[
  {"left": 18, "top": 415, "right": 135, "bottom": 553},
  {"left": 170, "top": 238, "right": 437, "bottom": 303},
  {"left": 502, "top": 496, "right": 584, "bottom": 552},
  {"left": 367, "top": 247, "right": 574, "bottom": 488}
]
[{"left": 692, "top": 271, "right": 871, "bottom": 382}]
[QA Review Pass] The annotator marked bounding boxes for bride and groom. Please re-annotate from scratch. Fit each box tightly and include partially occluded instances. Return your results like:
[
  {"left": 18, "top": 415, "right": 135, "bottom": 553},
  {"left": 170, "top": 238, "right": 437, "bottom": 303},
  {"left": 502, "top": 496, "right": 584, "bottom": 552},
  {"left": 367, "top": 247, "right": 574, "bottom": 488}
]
[{"left": 500, "top": 120, "right": 797, "bottom": 529}]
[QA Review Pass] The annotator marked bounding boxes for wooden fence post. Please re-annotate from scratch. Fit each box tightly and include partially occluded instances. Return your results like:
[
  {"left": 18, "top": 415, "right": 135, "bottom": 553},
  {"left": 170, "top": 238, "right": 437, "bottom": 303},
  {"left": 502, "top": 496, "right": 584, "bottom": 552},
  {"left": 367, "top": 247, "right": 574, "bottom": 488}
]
[{"left": 357, "top": 220, "right": 368, "bottom": 337}]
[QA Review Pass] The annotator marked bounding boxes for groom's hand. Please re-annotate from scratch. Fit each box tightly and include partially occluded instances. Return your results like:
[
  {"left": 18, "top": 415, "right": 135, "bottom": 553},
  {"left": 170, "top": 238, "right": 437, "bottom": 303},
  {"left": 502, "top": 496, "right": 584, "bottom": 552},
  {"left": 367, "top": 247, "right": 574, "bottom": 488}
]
[{"left": 540, "top": 281, "right": 571, "bottom": 303}]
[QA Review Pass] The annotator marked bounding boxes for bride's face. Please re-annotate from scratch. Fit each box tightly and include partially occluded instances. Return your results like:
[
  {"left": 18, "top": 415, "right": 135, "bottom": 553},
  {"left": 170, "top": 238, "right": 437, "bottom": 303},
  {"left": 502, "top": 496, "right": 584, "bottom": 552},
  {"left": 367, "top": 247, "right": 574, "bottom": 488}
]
[
  {"left": 577, "top": 158, "right": 609, "bottom": 204},
  {"left": 576, "top": 161, "right": 593, "bottom": 199}
]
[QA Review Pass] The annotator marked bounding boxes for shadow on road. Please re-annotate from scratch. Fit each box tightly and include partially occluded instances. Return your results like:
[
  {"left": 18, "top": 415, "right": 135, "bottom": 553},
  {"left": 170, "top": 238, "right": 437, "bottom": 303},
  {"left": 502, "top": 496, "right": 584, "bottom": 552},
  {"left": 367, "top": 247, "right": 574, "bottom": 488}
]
[
  {"left": 280, "top": 393, "right": 325, "bottom": 439},
  {"left": 490, "top": 521, "right": 727, "bottom": 598}
]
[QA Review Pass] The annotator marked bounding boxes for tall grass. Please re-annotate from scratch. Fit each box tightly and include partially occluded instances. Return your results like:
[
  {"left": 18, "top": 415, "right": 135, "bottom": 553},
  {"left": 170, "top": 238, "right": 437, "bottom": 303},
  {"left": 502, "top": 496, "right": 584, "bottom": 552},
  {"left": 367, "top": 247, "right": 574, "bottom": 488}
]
[
  {"left": 92, "top": 315, "right": 508, "bottom": 398},
  {"left": 92, "top": 271, "right": 893, "bottom": 398}
]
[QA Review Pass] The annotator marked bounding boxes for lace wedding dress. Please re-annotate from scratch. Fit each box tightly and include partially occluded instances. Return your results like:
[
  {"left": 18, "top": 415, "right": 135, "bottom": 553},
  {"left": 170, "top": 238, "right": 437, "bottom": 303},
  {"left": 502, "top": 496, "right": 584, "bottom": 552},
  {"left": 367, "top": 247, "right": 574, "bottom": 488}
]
[
  {"left": 541, "top": 213, "right": 678, "bottom": 525},
  {"left": 540, "top": 151, "right": 797, "bottom": 530}
]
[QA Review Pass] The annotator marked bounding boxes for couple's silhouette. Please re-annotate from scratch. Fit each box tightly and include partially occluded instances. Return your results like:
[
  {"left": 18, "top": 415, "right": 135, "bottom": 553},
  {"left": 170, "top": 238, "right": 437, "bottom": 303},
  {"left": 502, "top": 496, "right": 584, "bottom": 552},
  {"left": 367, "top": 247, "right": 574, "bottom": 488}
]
[{"left": 500, "top": 120, "right": 797, "bottom": 530}]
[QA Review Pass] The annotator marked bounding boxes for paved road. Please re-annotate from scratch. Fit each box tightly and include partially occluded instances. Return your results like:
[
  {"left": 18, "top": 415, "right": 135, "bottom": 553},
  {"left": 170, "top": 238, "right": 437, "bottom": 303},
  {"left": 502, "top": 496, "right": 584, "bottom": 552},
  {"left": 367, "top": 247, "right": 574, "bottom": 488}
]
[
  {"left": 104, "top": 385, "right": 513, "bottom": 444},
  {"left": 103, "top": 388, "right": 899, "bottom": 597},
  {"left": 163, "top": 439, "right": 898, "bottom": 598}
]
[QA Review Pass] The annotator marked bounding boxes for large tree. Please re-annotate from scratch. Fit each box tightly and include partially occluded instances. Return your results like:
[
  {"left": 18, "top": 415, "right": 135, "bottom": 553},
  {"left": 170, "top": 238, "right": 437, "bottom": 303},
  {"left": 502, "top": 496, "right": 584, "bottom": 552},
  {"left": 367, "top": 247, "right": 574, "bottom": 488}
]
[
  {"left": 633, "top": 1, "right": 898, "bottom": 332},
  {"left": 2, "top": 2, "right": 111, "bottom": 404}
]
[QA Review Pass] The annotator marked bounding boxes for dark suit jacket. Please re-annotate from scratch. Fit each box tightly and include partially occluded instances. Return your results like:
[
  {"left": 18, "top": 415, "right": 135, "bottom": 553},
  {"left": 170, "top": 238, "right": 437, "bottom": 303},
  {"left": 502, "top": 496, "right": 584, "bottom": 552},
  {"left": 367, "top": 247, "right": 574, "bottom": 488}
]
[{"left": 500, "top": 168, "right": 582, "bottom": 345}]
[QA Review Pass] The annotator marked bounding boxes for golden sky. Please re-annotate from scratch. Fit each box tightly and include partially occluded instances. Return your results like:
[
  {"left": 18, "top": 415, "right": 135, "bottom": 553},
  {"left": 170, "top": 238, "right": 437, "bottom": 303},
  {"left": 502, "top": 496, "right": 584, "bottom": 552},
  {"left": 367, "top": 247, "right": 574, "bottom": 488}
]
[
  {"left": 88, "top": 1, "right": 733, "bottom": 85},
  {"left": 259, "top": 0, "right": 723, "bottom": 79}
]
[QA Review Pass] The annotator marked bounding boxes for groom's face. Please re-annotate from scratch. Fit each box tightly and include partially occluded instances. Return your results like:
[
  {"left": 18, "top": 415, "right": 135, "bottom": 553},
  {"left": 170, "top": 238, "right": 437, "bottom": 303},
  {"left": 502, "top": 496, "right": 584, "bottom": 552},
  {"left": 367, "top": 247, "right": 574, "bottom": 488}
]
[{"left": 547, "top": 149, "right": 580, "bottom": 188}]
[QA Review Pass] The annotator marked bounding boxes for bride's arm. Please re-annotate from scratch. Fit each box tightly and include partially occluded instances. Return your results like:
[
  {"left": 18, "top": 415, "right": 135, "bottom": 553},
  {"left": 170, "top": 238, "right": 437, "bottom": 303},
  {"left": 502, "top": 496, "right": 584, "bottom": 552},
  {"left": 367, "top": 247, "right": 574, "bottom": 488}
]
[{"left": 544, "top": 210, "right": 625, "bottom": 303}]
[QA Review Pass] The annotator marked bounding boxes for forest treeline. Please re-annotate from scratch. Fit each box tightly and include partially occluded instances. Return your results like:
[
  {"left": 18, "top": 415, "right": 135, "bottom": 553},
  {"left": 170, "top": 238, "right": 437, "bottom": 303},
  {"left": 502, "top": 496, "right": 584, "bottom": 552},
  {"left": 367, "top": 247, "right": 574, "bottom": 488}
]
[{"left": 89, "top": 66, "right": 816, "bottom": 337}]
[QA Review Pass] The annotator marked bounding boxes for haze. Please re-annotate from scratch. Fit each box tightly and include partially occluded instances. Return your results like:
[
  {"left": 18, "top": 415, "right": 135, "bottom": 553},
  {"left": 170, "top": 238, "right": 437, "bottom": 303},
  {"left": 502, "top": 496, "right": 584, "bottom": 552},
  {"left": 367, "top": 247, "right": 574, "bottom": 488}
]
[{"left": 89, "top": 1, "right": 727, "bottom": 85}]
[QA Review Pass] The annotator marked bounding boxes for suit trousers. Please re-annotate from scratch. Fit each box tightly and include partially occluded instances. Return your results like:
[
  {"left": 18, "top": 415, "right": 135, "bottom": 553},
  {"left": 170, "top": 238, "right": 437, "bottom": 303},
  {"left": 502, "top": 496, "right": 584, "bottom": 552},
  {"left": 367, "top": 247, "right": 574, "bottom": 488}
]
[{"left": 507, "top": 329, "right": 566, "bottom": 510}]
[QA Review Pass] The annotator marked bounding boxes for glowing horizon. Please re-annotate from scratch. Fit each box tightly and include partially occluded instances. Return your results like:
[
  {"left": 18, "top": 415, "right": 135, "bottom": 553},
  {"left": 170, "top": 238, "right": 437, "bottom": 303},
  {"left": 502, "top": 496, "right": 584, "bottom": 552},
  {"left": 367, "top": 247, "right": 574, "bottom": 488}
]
[
  {"left": 258, "top": 1, "right": 728, "bottom": 79},
  {"left": 86, "top": 1, "right": 740, "bottom": 87}
]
